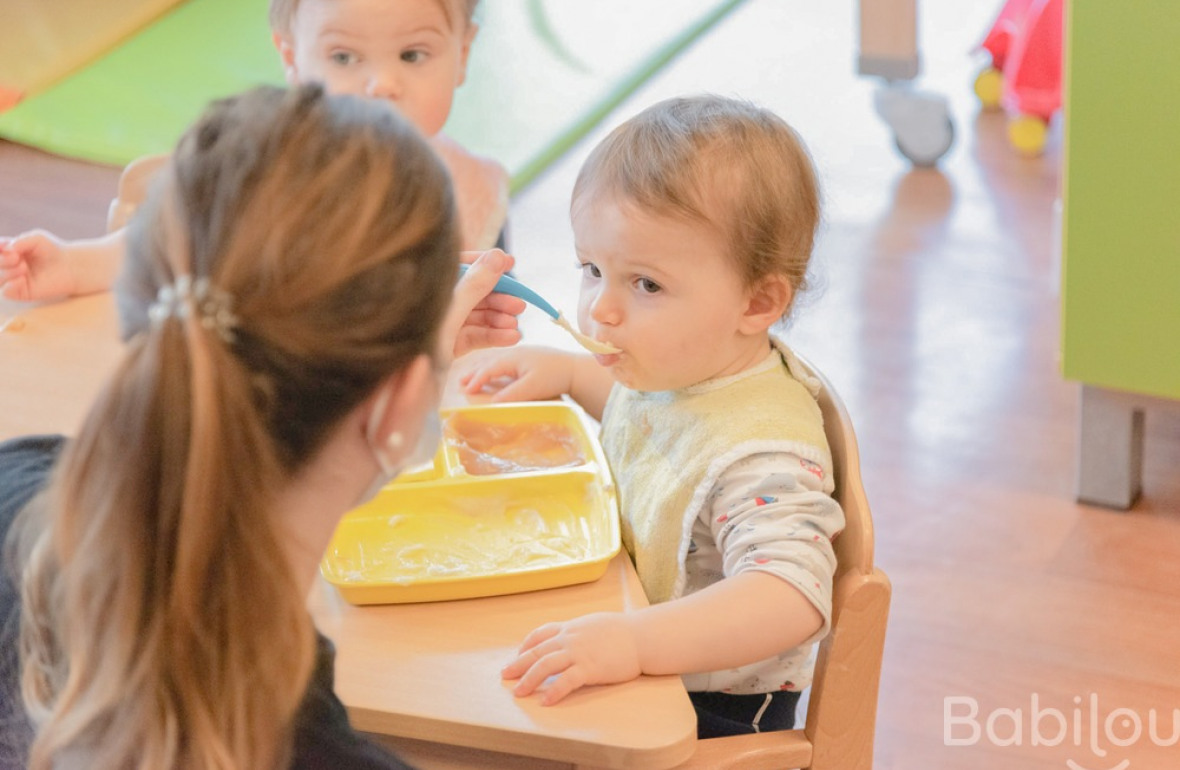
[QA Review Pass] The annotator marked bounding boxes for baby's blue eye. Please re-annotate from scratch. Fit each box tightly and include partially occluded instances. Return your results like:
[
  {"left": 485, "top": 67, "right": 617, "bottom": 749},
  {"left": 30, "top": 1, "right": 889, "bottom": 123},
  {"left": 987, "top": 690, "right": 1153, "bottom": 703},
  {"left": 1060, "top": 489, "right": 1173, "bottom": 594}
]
[
  {"left": 580, "top": 263, "right": 601, "bottom": 279},
  {"left": 638, "top": 277, "right": 661, "bottom": 294},
  {"left": 401, "top": 49, "right": 425, "bottom": 63},
  {"left": 330, "top": 51, "right": 356, "bottom": 66}
]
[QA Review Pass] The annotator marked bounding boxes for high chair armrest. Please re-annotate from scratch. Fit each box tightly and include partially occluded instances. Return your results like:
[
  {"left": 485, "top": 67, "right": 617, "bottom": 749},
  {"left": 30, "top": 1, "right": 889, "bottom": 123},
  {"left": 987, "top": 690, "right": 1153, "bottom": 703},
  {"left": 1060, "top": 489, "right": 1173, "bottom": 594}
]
[
  {"left": 107, "top": 153, "right": 169, "bottom": 232},
  {"left": 670, "top": 729, "right": 812, "bottom": 769}
]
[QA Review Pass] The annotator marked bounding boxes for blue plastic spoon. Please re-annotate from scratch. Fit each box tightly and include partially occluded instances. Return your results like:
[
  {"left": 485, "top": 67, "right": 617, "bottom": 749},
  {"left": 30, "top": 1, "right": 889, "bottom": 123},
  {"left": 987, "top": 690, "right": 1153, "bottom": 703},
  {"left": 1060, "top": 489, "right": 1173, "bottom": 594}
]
[{"left": 458, "top": 264, "right": 619, "bottom": 354}]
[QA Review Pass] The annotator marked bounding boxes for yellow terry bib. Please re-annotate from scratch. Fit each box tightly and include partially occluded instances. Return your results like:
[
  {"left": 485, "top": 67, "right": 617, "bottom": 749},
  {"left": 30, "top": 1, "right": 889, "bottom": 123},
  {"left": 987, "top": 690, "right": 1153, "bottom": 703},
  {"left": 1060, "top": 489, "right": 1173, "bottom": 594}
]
[{"left": 600, "top": 341, "right": 833, "bottom": 604}]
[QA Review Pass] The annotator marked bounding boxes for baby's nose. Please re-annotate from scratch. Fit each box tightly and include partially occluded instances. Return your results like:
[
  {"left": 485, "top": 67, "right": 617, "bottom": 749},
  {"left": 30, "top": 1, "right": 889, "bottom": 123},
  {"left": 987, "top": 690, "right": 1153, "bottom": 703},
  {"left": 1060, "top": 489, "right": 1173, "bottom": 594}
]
[
  {"left": 588, "top": 288, "right": 621, "bottom": 325},
  {"left": 365, "top": 70, "right": 402, "bottom": 100}
]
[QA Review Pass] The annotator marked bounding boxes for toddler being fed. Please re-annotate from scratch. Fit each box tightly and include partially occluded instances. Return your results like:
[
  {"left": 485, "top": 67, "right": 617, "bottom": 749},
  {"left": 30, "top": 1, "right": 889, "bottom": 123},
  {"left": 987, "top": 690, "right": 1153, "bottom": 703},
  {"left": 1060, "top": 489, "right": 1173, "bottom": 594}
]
[{"left": 461, "top": 94, "right": 845, "bottom": 739}]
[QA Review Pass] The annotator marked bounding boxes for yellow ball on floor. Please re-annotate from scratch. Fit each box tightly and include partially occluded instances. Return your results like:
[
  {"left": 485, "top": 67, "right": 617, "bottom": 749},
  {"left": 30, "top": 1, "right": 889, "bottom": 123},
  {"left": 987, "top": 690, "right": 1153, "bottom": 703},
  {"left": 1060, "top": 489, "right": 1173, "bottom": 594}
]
[{"left": 974, "top": 67, "right": 1003, "bottom": 110}]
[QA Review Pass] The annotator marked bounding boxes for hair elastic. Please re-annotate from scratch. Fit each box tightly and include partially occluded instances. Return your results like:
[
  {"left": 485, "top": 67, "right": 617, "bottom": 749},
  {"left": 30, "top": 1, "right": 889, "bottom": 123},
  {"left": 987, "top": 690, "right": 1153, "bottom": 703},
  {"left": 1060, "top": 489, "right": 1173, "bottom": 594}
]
[{"left": 148, "top": 275, "right": 239, "bottom": 343}]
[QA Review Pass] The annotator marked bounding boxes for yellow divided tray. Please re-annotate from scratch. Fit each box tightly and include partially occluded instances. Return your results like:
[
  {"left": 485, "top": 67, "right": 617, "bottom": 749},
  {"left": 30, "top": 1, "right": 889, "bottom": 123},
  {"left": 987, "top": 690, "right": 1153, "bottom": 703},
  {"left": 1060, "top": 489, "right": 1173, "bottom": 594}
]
[{"left": 321, "top": 402, "right": 620, "bottom": 604}]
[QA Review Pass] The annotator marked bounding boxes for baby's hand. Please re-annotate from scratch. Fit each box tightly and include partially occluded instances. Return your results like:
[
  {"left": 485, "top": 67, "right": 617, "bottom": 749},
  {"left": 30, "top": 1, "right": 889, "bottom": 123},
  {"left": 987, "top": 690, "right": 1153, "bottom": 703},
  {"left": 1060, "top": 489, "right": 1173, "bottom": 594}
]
[
  {"left": 458, "top": 346, "right": 575, "bottom": 402},
  {"left": 0, "top": 230, "right": 74, "bottom": 301},
  {"left": 502, "top": 612, "right": 642, "bottom": 705}
]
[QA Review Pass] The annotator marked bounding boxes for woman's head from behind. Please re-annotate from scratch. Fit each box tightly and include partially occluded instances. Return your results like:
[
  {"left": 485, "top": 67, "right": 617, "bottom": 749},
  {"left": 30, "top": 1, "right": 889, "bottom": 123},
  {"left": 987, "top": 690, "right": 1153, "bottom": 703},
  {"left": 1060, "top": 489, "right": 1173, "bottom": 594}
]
[
  {"left": 19, "top": 84, "right": 457, "bottom": 770},
  {"left": 119, "top": 81, "right": 457, "bottom": 470}
]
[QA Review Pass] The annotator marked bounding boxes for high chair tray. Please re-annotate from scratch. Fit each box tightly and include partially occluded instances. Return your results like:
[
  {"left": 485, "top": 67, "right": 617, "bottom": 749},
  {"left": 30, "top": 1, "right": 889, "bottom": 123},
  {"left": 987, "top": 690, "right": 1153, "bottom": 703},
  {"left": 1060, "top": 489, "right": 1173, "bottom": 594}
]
[{"left": 320, "top": 402, "right": 620, "bottom": 604}]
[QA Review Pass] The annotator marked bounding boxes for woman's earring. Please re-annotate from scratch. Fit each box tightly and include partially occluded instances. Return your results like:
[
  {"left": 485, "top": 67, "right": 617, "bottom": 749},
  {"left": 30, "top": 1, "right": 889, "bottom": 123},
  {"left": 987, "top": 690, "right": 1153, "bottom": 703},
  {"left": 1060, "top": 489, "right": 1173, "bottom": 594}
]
[{"left": 386, "top": 431, "right": 405, "bottom": 451}]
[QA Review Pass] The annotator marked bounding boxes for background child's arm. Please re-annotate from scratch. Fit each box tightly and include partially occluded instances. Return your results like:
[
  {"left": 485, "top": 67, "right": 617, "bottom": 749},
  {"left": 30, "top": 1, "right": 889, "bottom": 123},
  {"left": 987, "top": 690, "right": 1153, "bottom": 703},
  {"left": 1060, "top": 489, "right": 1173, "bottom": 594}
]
[
  {"left": 459, "top": 347, "right": 614, "bottom": 419},
  {"left": 0, "top": 229, "right": 126, "bottom": 301}
]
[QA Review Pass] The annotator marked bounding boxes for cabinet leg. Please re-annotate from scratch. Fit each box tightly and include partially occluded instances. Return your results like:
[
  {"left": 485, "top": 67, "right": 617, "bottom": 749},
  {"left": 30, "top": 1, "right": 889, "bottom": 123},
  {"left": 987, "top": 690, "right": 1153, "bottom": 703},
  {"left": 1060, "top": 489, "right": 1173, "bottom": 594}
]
[{"left": 1076, "top": 385, "right": 1144, "bottom": 509}]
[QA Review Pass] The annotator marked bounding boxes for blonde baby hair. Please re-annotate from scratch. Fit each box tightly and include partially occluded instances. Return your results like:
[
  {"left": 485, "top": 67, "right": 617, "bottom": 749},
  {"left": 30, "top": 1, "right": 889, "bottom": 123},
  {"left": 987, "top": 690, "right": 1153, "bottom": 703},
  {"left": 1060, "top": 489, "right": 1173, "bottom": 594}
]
[
  {"left": 269, "top": 0, "right": 480, "bottom": 36},
  {"left": 13, "top": 84, "right": 457, "bottom": 770},
  {"left": 572, "top": 94, "right": 821, "bottom": 319}
]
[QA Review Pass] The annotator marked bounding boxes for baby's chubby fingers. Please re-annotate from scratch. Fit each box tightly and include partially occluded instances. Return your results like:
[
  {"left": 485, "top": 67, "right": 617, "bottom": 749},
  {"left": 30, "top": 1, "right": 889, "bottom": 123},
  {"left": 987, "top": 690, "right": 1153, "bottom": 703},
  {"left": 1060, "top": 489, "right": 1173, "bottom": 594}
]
[
  {"left": 535, "top": 666, "right": 590, "bottom": 706},
  {"left": 501, "top": 623, "right": 561, "bottom": 681},
  {"left": 459, "top": 358, "right": 522, "bottom": 395},
  {"left": 0, "top": 242, "right": 23, "bottom": 270},
  {"left": 0, "top": 245, "right": 32, "bottom": 300},
  {"left": 1, "top": 277, "right": 32, "bottom": 302},
  {"left": 511, "top": 649, "right": 576, "bottom": 701},
  {"left": 502, "top": 647, "right": 561, "bottom": 697}
]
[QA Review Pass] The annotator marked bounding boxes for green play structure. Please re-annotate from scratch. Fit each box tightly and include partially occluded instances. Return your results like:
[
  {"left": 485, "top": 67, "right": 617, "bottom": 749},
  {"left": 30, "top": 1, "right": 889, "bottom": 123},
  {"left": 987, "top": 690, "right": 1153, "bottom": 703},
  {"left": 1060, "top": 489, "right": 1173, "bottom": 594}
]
[
  {"left": 1060, "top": 0, "right": 1180, "bottom": 508},
  {"left": 0, "top": 0, "right": 748, "bottom": 192}
]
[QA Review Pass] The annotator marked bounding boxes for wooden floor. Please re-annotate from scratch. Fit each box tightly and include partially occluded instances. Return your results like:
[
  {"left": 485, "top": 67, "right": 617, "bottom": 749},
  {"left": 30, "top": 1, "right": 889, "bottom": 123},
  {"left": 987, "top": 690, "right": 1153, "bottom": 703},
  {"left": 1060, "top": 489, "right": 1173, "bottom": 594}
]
[{"left": 2, "top": 2, "right": 1178, "bottom": 768}]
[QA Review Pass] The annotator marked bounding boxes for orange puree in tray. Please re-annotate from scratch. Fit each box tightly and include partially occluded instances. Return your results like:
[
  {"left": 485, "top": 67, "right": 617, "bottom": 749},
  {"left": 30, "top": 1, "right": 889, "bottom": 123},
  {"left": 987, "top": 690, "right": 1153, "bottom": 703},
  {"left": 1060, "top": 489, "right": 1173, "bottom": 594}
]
[{"left": 444, "top": 412, "right": 586, "bottom": 474}]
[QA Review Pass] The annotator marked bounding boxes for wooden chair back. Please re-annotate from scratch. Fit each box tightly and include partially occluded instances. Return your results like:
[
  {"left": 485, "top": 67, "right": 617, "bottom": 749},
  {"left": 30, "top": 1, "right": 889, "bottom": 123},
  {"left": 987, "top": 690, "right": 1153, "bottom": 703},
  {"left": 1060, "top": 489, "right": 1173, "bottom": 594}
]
[{"left": 672, "top": 355, "right": 892, "bottom": 770}]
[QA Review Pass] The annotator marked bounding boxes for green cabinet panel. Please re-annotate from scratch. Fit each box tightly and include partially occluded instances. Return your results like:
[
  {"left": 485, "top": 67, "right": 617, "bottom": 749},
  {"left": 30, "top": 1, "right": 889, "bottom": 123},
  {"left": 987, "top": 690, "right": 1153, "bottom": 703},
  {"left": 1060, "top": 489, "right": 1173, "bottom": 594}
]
[{"left": 1060, "top": 0, "right": 1180, "bottom": 400}]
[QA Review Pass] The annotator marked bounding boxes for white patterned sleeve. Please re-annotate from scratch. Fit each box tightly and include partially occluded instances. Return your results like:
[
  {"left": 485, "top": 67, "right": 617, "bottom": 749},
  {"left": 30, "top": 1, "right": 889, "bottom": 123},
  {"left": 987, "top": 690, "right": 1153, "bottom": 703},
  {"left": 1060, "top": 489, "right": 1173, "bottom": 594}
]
[{"left": 707, "top": 452, "right": 846, "bottom": 639}]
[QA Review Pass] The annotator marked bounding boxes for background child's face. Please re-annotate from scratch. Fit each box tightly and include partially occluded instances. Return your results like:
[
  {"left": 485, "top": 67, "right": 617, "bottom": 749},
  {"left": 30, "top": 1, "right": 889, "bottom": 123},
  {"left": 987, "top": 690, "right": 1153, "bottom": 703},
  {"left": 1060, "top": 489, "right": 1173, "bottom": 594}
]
[
  {"left": 275, "top": 0, "right": 475, "bottom": 137},
  {"left": 572, "top": 196, "right": 763, "bottom": 392}
]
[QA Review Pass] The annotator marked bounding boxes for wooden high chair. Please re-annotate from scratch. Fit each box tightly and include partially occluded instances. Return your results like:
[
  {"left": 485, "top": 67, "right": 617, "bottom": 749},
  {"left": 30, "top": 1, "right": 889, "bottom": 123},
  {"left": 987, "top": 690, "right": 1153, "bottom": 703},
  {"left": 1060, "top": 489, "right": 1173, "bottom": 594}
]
[
  {"left": 106, "top": 153, "right": 169, "bottom": 233},
  {"left": 672, "top": 356, "right": 892, "bottom": 770}
]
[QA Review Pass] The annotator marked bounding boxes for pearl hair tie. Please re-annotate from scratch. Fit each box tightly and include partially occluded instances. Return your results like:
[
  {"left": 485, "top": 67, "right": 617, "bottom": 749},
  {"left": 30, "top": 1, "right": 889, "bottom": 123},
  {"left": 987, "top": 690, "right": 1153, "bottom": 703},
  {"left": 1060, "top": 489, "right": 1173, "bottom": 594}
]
[{"left": 148, "top": 275, "right": 238, "bottom": 343}]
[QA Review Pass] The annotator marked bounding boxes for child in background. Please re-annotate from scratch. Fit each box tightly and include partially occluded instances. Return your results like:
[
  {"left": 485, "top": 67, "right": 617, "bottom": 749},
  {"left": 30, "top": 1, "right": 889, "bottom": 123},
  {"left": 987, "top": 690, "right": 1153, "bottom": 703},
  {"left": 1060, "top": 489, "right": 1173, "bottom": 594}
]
[
  {"left": 0, "top": 0, "right": 508, "bottom": 303},
  {"left": 271, "top": 0, "right": 508, "bottom": 250},
  {"left": 459, "top": 95, "right": 846, "bottom": 739}
]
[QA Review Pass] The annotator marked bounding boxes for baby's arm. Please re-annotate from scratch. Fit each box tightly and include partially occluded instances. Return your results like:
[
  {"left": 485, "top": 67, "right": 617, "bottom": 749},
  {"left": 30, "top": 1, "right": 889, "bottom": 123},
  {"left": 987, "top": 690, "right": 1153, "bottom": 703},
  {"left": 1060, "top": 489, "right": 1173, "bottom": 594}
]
[
  {"left": 503, "top": 571, "right": 820, "bottom": 705},
  {"left": 503, "top": 452, "right": 844, "bottom": 704},
  {"left": 459, "top": 347, "right": 613, "bottom": 419},
  {"left": 0, "top": 229, "right": 126, "bottom": 301}
]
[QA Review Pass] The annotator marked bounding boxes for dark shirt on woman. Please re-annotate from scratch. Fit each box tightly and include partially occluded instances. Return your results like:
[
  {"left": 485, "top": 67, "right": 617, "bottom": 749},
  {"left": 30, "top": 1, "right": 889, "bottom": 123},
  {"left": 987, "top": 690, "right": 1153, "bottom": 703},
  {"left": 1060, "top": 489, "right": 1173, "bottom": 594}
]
[{"left": 0, "top": 435, "right": 413, "bottom": 770}]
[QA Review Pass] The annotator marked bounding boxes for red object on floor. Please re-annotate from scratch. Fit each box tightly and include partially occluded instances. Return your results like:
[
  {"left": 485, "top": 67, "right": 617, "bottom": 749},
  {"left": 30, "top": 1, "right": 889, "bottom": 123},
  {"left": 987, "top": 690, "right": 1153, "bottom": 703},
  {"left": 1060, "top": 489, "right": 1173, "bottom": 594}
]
[{"left": 979, "top": 0, "right": 1064, "bottom": 120}]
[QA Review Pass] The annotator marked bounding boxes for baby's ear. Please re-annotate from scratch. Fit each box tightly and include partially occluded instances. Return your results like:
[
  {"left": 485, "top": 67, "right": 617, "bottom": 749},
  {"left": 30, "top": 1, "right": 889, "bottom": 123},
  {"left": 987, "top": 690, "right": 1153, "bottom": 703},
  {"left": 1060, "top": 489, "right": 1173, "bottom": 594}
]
[
  {"left": 273, "top": 33, "right": 299, "bottom": 84},
  {"left": 456, "top": 22, "right": 479, "bottom": 87},
  {"left": 740, "top": 275, "right": 793, "bottom": 334}
]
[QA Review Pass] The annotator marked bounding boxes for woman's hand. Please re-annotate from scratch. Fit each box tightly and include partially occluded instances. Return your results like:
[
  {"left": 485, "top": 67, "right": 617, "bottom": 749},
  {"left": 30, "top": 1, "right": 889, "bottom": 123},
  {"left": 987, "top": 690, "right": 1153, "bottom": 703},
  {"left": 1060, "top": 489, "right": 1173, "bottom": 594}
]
[
  {"left": 501, "top": 612, "right": 643, "bottom": 705},
  {"left": 442, "top": 249, "right": 525, "bottom": 360}
]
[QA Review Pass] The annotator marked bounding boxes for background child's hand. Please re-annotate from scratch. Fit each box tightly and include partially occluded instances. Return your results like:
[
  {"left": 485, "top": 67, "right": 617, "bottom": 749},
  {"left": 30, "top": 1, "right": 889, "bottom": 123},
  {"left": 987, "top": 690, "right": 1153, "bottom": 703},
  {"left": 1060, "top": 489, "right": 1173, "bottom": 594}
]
[
  {"left": 458, "top": 346, "right": 576, "bottom": 402},
  {"left": 0, "top": 230, "right": 73, "bottom": 301},
  {"left": 502, "top": 612, "right": 642, "bottom": 705}
]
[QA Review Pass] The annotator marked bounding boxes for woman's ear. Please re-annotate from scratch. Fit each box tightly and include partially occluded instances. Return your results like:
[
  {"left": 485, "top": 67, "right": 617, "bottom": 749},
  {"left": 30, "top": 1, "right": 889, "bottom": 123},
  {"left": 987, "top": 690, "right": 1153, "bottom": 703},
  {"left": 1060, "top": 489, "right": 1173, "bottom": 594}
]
[
  {"left": 739, "top": 275, "right": 793, "bottom": 334},
  {"left": 364, "top": 355, "right": 435, "bottom": 450},
  {"left": 273, "top": 33, "right": 299, "bottom": 85}
]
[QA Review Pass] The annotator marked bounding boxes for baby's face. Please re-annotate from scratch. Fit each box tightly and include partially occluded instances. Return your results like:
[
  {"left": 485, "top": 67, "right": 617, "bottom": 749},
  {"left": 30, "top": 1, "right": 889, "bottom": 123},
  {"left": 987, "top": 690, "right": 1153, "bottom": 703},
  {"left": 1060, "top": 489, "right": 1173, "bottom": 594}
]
[
  {"left": 571, "top": 196, "right": 763, "bottom": 392},
  {"left": 276, "top": 0, "right": 475, "bottom": 137}
]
